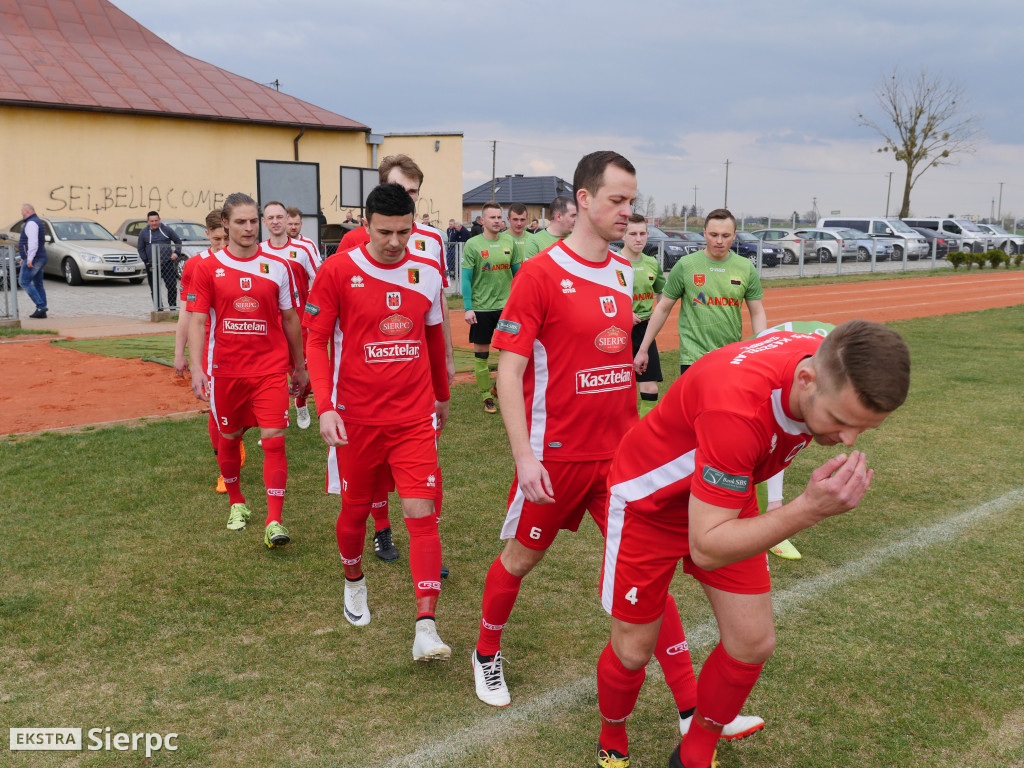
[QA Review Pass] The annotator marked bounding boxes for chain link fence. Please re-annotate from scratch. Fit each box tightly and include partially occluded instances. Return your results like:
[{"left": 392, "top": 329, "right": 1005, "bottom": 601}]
[{"left": 1, "top": 244, "right": 18, "bottom": 321}]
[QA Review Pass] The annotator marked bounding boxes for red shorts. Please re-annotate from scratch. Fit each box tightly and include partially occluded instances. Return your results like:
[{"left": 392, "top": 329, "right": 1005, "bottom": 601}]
[
  {"left": 209, "top": 373, "right": 288, "bottom": 433},
  {"left": 333, "top": 419, "right": 438, "bottom": 504},
  {"left": 601, "top": 492, "right": 771, "bottom": 624},
  {"left": 500, "top": 459, "right": 611, "bottom": 550}
]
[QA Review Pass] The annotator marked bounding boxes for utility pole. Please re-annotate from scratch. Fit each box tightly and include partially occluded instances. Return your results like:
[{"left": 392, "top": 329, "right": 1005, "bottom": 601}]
[
  {"left": 490, "top": 140, "right": 497, "bottom": 201},
  {"left": 885, "top": 171, "right": 893, "bottom": 217},
  {"left": 690, "top": 185, "right": 698, "bottom": 231},
  {"left": 998, "top": 181, "right": 1004, "bottom": 221},
  {"left": 991, "top": 197, "right": 996, "bottom": 223},
  {"left": 812, "top": 196, "right": 818, "bottom": 222},
  {"left": 724, "top": 159, "right": 730, "bottom": 208}
]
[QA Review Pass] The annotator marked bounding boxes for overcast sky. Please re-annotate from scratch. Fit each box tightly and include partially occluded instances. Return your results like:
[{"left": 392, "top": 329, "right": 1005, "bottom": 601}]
[{"left": 113, "top": 0, "right": 1024, "bottom": 222}]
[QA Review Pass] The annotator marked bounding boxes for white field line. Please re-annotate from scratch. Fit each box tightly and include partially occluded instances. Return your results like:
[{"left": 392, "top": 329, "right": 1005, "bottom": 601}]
[{"left": 385, "top": 486, "right": 1024, "bottom": 768}]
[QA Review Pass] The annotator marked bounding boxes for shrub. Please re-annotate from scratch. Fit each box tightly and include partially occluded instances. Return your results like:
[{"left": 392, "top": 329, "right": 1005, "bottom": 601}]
[
  {"left": 988, "top": 249, "right": 1006, "bottom": 269},
  {"left": 1015, "top": 253, "right": 1024, "bottom": 267},
  {"left": 947, "top": 251, "right": 969, "bottom": 270},
  {"left": 972, "top": 252, "right": 989, "bottom": 269}
]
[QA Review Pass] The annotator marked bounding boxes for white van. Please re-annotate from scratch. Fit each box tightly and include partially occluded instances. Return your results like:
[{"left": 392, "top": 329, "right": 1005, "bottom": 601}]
[
  {"left": 817, "top": 217, "right": 929, "bottom": 261},
  {"left": 902, "top": 218, "right": 994, "bottom": 254}
]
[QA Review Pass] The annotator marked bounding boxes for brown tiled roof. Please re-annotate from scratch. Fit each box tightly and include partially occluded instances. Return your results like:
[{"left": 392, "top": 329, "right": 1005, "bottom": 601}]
[{"left": 0, "top": 0, "right": 368, "bottom": 130}]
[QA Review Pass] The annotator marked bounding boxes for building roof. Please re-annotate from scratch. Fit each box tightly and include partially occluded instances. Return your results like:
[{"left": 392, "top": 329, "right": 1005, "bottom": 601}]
[
  {"left": 463, "top": 175, "right": 574, "bottom": 206},
  {"left": 0, "top": 0, "right": 368, "bottom": 131}
]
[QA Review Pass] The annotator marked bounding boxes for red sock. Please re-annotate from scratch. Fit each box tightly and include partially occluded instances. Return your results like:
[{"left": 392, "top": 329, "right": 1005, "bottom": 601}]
[
  {"left": 207, "top": 412, "right": 219, "bottom": 453},
  {"left": 655, "top": 595, "right": 697, "bottom": 712},
  {"left": 337, "top": 502, "right": 371, "bottom": 579},
  {"left": 260, "top": 435, "right": 287, "bottom": 525},
  {"left": 370, "top": 490, "right": 391, "bottom": 532},
  {"left": 476, "top": 557, "right": 522, "bottom": 655},
  {"left": 218, "top": 434, "right": 244, "bottom": 505},
  {"left": 679, "top": 643, "right": 763, "bottom": 768},
  {"left": 295, "top": 394, "right": 306, "bottom": 408},
  {"left": 433, "top": 464, "right": 443, "bottom": 524},
  {"left": 405, "top": 514, "right": 442, "bottom": 618},
  {"left": 597, "top": 642, "right": 646, "bottom": 755}
]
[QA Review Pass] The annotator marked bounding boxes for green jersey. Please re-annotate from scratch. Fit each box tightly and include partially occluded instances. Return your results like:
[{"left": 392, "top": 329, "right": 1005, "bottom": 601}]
[
  {"left": 627, "top": 252, "right": 665, "bottom": 319},
  {"left": 663, "top": 249, "right": 764, "bottom": 365},
  {"left": 516, "top": 228, "right": 563, "bottom": 264},
  {"left": 757, "top": 320, "right": 835, "bottom": 339},
  {"left": 462, "top": 232, "right": 515, "bottom": 310}
]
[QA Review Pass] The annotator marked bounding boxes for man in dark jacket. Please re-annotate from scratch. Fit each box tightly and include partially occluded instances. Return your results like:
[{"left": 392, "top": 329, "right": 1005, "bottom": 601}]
[
  {"left": 137, "top": 210, "right": 182, "bottom": 310},
  {"left": 17, "top": 203, "right": 48, "bottom": 318}
]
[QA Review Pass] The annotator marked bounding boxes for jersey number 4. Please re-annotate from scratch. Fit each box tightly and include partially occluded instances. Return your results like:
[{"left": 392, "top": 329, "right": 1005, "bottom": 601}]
[{"left": 624, "top": 587, "right": 639, "bottom": 605}]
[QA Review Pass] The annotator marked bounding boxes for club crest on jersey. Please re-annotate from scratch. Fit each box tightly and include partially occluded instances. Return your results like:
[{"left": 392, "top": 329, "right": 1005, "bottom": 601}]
[
  {"left": 694, "top": 274, "right": 706, "bottom": 287},
  {"left": 595, "top": 326, "right": 629, "bottom": 354},
  {"left": 616, "top": 270, "right": 627, "bottom": 287},
  {"left": 240, "top": 277, "right": 251, "bottom": 291},
  {"left": 259, "top": 262, "right": 270, "bottom": 274},
  {"left": 481, "top": 249, "right": 490, "bottom": 259},
  {"left": 289, "top": 250, "right": 297, "bottom": 259},
  {"left": 386, "top": 291, "right": 401, "bottom": 310},
  {"left": 414, "top": 239, "right": 426, "bottom": 251},
  {"left": 600, "top": 295, "right": 617, "bottom": 317},
  {"left": 408, "top": 268, "right": 420, "bottom": 284}
]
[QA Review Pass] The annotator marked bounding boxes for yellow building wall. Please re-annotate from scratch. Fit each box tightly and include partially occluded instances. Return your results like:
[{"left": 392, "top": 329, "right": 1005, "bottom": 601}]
[
  {"left": 377, "top": 134, "right": 463, "bottom": 228},
  {"left": 0, "top": 106, "right": 366, "bottom": 232},
  {"left": 0, "top": 107, "right": 464, "bottom": 234}
]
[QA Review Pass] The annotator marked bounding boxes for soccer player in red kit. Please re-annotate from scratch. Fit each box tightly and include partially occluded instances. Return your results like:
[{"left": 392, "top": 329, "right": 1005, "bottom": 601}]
[
  {"left": 285, "top": 205, "right": 321, "bottom": 261},
  {"left": 186, "top": 193, "right": 308, "bottom": 548},
  {"left": 173, "top": 208, "right": 244, "bottom": 494},
  {"left": 262, "top": 201, "right": 321, "bottom": 430},
  {"left": 303, "top": 182, "right": 452, "bottom": 662},
  {"left": 333, "top": 155, "right": 454, "bottom": 566},
  {"left": 595, "top": 320, "right": 910, "bottom": 768}
]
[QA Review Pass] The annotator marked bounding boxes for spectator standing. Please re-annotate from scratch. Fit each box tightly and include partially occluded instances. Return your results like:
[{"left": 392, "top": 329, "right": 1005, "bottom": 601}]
[
  {"left": 470, "top": 215, "right": 484, "bottom": 236},
  {"left": 526, "top": 218, "right": 540, "bottom": 234},
  {"left": 138, "top": 210, "right": 183, "bottom": 310},
  {"left": 17, "top": 203, "right": 48, "bottom": 318}
]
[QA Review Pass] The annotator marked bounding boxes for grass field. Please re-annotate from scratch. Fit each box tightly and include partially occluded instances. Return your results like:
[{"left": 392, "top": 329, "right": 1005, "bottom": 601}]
[{"left": 2, "top": 306, "right": 1023, "bottom": 767}]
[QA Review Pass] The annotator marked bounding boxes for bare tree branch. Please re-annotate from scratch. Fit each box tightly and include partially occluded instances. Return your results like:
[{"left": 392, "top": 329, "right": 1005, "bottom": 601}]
[{"left": 856, "top": 67, "right": 982, "bottom": 217}]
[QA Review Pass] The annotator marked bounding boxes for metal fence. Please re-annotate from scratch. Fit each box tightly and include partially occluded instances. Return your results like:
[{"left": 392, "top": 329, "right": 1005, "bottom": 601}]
[
  {"left": 1, "top": 245, "right": 18, "bottom": 320},
  {"left": 146, "top": 243, "right": 189, "bottom": 311},
  {"left": 438, "top": 237, "right": 951, "bottom": 297}
]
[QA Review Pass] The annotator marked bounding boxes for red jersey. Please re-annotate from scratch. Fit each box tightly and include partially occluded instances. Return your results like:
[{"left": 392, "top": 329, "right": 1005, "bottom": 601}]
[
  {"left": 185, "top": 246, "right": 296, "bottom": 378},
  {"left": 179, "top": 249, "right": 215, "bottom": 374},
  {"left": 491, "top": 242, "right": 637, "bottom": 462},
  {"left": 302, "top": 245, "right": 445, "bottom": 426},
  {"left": 608, "top": 332, "right": 822, "bottom": 522},
  {"left": 335, "top": 223, "right": 448, "bottom": 287},
  {"left": 261, "top": 238, "right": 321, "bottom": 307}
]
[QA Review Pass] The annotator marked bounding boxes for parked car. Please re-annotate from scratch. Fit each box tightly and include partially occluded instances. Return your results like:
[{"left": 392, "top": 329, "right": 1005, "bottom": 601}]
[
  {"left": 831, "top": 228, "right": 895, "bottom": 262},
  {"left": 901, "top": 217, "right": 992, "bottom": 254},
  {"left": 611, "top": 224, "right": 699, "bottom": 270},
  {"left": 818, "top": 216, "right": 929, "bottom": 261},
  {"left": 908, "top": 226, "right": 955, "bottom": 259},
  {"left": 792, "top": 229, "right": 859, "bottom": 263},
  {"left": 668, "top": 230, "right": 708, "bottom": 247},
  {"left": 731, "top": 231, "right": 780, "bottom": 267},
  {"left": 1, "top": 216, "right": 146, "bottom": 285},
  {"left": 113, "top": 218, "right": 210, "bottom": 257},
  {"left": 975, "top": 223, "right": 1024, "bottom": 254},
  {"left": 750, "top": 228, "right": 815, "bottom": 264}
]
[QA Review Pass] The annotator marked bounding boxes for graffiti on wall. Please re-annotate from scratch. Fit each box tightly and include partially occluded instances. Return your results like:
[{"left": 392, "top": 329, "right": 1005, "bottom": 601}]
[{"left": 47, "top": 185, "right": 229, "bottom": 215}]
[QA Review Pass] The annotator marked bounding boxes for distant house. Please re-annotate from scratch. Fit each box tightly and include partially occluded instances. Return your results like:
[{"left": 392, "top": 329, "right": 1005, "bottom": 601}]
[{"left": 462, "top": 175, "right": 574, "bottom": 224}]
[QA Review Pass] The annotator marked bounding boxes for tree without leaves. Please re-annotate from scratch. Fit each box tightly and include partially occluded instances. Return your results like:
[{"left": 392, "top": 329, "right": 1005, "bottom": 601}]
[{"left": 857, "top": 68, "right": 980, "bottom": 218}]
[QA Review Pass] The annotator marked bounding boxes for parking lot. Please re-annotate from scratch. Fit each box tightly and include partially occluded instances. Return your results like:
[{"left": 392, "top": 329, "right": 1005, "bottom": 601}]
[{"left": 12, "top": 275, "right": 159, "bottom": 320}]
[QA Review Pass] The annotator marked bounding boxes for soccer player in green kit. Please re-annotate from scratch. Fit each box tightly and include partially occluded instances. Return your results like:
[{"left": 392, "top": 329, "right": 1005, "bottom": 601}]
[
  {"left": 619, "top": 213, "right": 666, "bottom": 417},
  {"left": 518, "top": 194, "right": 577, "bottom": 262},
  {"left": 462, "top": 201, "right": 517, "bottom": 413},
  {"left": 634, "top": 208, "right": 767, "bottom": 376},
  {"left": 507, "top": 203, "right": 531, "bottom": 255}
]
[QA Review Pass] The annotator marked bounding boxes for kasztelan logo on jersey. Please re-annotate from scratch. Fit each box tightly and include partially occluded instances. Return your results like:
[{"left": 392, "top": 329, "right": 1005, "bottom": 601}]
[
  {"left": 575, "top": 364, "right": 633, "bottom": 394},
  {"left": 364, "top": 340, "right": 421, "bottom": 363},
  {"left": 223, "top": 318, "right": 268, "bottom": 335}
]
